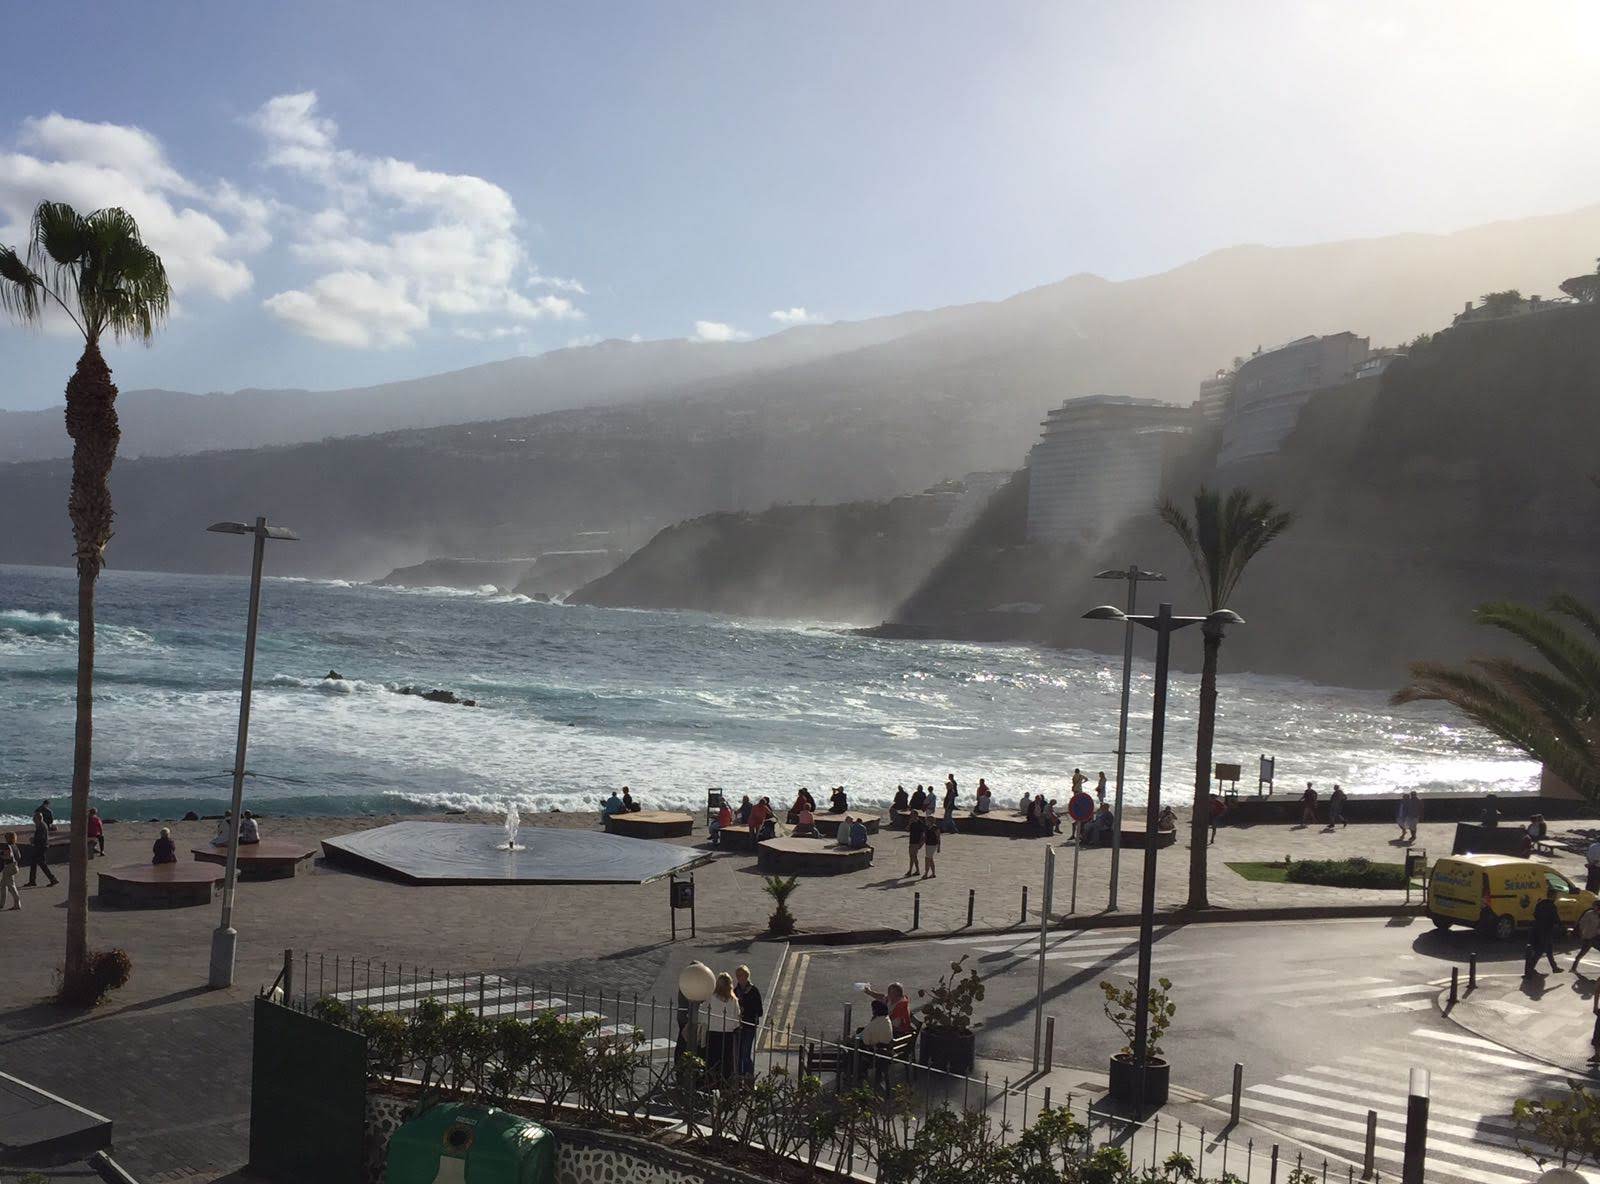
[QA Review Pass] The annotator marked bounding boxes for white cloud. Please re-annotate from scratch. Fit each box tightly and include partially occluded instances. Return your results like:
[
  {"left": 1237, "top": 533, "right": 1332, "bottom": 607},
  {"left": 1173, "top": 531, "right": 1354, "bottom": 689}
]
[
  {"left": 689, "top": 320, "right": 750, "bottom": 343},
  {"left": 0, "top": 113, "right": 269, "bottom": 310},
  {"left": 254, "top": 91, "right": 581, "bottom": 349},
  {"left": 528, "top": 269, "right": 587, "bottom": 295},
  {"left": 453, "top": 325, "right": 526, "bottom": 342},
  {"left": 565, "top": 333, "right": 602, "bottom": 349},
  {"left": 770, "top": 306, "right": 820, "bottom": 325}
]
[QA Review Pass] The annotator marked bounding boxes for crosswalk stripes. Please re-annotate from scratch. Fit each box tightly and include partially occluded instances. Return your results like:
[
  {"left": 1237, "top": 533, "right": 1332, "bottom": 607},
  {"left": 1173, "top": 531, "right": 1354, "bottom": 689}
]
[
  {"left": 331, "top": 975, "right": 674, "bottom": 1055},
  {"left": 1216, "top": 1026, "right": 1580, "bottom": 1184},
  {"left": 942, "top": 932, "right": 1445, "bottom": 1017}
]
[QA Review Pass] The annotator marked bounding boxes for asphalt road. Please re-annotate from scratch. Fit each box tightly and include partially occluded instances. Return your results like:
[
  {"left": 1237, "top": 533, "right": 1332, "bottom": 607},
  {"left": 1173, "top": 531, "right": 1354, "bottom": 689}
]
[{"left": 778, "top": 917, "right": 1587, "bottom": 1184}]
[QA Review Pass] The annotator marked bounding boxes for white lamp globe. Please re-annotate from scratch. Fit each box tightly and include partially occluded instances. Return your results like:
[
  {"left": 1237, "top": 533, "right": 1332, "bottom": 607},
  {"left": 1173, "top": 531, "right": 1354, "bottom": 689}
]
[
  {"left": 1537, "top": 1169, "right": 1599, "bottom": 1184},
  {"left": 678, "top": 961, "right": 716, "bottom": 1003}
]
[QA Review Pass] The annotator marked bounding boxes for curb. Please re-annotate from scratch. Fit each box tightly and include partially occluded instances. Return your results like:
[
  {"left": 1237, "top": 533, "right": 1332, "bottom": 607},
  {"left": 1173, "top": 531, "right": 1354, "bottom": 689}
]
[{"left": 786, "top": 903, "right": 1421, "bottom": 946}]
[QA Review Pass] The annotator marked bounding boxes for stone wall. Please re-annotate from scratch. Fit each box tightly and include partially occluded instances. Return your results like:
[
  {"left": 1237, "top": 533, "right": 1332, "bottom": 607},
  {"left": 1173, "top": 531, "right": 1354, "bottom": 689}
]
[{"left": 364, "top": 1092, "right": 771, "bottom": 1184}]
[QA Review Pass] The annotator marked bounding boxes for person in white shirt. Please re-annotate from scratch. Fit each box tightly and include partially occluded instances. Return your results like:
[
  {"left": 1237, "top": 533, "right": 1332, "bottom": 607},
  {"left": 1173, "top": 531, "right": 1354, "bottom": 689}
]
[
  {"left": 705, "top": 972, "right": 741, "bottom": 1078},
  {"left": 1575, "top": 900, "right": 1600, "bottom": 971},
  {"left": 238, "top": 811, "right": 261, "bottom": 844}
]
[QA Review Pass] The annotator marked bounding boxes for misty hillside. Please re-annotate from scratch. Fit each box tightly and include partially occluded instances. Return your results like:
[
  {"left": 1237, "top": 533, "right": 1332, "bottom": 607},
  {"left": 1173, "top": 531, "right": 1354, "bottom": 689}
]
[{"left": 4, "top": 203, "right": 1599, "bottom": 472}]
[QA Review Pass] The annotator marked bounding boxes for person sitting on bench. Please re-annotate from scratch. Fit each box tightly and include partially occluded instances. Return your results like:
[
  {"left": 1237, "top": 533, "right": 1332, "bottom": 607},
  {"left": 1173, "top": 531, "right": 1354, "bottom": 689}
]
[
  {"left": 600, "top": 791, "right": 625, "bottom": 819},
  {"left": 620, "top": 787, "right": 641, "bottom": 812},
  {"left": 210, "top": 811, "right": 232, "bottom": 847},
  {"left": 974, "top": 778, "right": 993, "bottom": 814},
  {"left": 861, "top": 998, "right": 894, "bottom": 1046},
  {"left": 792, "top": 804, "right": 818, "bottom": 838},
  {"left": 841, "top": 816, "right": 870, "bottom": 849},
  {"left": 736, "top": 794, "right": 753, "bottom": 825},
  {"left": 238, "top": 811, "right": 261, "bottom": 844},
  {"left": 829, "top": 786, "right": 849, "bottom": 814},
  {"left": 709, "top": 802, "right": 733, "bottom": 847},
  {"left": 1085, "top": 802, "right": 1115, "bottom": 846},
  {"left": 891, "top": 785, "right": 909, "bottom": 813},
  {"left": 909, "top": 785, "right": 927, "bottom": 813},
  {"left": 152, "top": 828, "right": 178, "bottom": 865}
]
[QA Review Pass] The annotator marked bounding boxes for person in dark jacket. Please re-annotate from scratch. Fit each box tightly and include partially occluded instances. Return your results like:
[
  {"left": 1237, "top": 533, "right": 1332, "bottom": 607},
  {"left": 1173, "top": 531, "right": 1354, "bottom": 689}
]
[
  {"left": 734, "top": 964, "right": 763, "bottom": 1076},
  {"left": 909, "top": 785, "right": 927, "bottom": 813},
  {"left": 25, "top": 809, "right": 57, "bottom": 888},
  {"left": 891, "top": 785, "right": 909, "bottom": 813},
  {"left": 152, "top": 828, "right": 178, "bottom": 864},
  {"left": 941, "top": 774, "right": 959, "bottom": 832},
  {"left": 1532, "top": 889, "right": 1562, "bottom": 974},
  {"left": 829, "top": 786, "right": 849, "bottom": 814},
  {"left": 906, "top": 812, "right": 925, "bottom": 877}
]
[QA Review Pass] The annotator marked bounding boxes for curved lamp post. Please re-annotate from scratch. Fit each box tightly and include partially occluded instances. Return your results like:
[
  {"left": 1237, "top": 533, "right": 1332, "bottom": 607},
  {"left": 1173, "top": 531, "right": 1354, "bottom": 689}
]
[
  {"left": 1083, "top": 602, "right": 1243, "bottom": 1110},
  {"left": 207, "top": 516, "right": 299, "bottom": 989}
]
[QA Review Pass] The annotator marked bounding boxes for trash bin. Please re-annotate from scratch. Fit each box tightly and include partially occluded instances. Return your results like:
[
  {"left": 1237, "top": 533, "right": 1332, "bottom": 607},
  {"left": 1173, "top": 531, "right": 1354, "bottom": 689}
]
[{"left": 387, "top": 1102, "right": 555, "bottom": 1184}]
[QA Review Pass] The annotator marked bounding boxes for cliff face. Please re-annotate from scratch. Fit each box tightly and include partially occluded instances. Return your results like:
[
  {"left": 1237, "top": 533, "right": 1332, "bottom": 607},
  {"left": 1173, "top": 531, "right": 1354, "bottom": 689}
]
[
  {"left": 890, "top": 305, "right": 1600, "bottom": 687},
  {"left": 569, "top": 496, "right": 963, "bottom": 622}
]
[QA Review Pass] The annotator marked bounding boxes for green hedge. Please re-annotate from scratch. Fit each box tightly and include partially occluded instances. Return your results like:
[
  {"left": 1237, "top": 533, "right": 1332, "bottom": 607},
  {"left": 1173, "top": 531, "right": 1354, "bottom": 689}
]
[{"left": 1285, "top": 856, "right": 1407, "bottom": 889}]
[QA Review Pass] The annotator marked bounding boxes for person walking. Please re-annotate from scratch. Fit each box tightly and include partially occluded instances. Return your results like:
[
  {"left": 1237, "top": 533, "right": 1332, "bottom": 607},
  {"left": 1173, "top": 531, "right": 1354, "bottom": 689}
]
[
  {"left": 1480, "top": 793, "right": 1500, "bottom": 829},
  {"left": 86, "top": 807, "right": 105, "bottom": 856},
  {"left": 0, "top": 833, "right": 21, "bottom": 911},
  {"left": 1532, "top": 889, "right": 1562, "bottom": 974},
  {"left": 1587, "top": 835, "right": 1600, "bottom": 894},
  {"left": 921, "top": 809, "right": 940, "bottom": 879},
  {"left": 941, "top": 774, "right": 958, "bottom": 833},
  {"left": 733, "top": 964, "right": 763, "bottom": 1076},
  {"left": 1208, "top": 793, "right": 1226, "bottom": 844},
  {"left": 1328, "top": 785, "right": 1347, "bottom": 830},
  {"left": 1300, "top": 783, "right": 1318, "bottom": 828},
  {"left": 25, "top": 809, "right": 56, "bottom": 888},
  {"left": 1397, "top": 791, "right": 1421, "bottom": 844},
  {"left": 906, "top": 811, "right": 925, "bottom": 878},
  {"left": 1573, "top": 900, "right": 1600, "bottom": 972}
]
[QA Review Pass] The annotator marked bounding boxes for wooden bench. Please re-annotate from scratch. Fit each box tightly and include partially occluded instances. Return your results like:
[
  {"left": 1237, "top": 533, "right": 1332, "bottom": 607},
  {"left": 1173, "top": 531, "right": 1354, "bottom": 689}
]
[
  {"left": 603, "top": 811, "right": 694, "bottom": 840},
  {"left": 812, "top": 813, "right": 881, "bottom": 838},
  {"left": 1118, "top": 828, "right": 1176, "bottom": 850},
  {"left": 708, "top": 826, "right": 763, "bottom": 853},
  {"left": 98, "top": 863, "right": 223, "bottom": 908},
  {"left": 757, "top": 837, "right": 873, "bottom": 875},
  {"left": 190, "top": 839, "right": 318, "bottom": 880},
  {"left": 801, "top": 1031, "right": 917, "bottom": 1086},
  {"left": 956, "top": 811, "right": 1045, "bottom": 839}
]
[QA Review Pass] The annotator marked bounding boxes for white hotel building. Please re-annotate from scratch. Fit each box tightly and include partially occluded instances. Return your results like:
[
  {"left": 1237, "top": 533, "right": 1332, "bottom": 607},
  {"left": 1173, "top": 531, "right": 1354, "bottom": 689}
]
[{"left": 1025, "top": 396, "right": 1195, "bottom": 546}]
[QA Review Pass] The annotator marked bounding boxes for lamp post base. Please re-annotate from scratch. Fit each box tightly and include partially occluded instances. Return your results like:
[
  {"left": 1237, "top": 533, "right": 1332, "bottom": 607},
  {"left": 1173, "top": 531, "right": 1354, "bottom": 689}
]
[{"left": 209, "top": 926, "right": 237, "bottom": 989}]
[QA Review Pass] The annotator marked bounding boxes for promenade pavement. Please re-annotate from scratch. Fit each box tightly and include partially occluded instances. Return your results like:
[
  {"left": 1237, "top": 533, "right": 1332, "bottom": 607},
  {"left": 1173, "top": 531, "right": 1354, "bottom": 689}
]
[
  {"left": 1, "top": 806, "right": 1594, "bottom": 1182},
  {"left": 1446, "top": 967, "right": 1600, "bottom": 1077}
]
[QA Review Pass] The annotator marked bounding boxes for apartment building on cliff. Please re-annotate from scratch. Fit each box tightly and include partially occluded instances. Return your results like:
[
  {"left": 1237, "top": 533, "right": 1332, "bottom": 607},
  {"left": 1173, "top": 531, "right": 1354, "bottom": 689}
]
[{"left": 1215, "top": 331, "right": 1370, "bottom": 468}]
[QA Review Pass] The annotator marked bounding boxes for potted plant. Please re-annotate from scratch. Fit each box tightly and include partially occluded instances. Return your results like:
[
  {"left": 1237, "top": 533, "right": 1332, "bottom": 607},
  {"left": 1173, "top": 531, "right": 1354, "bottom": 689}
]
[
  {"left": 763, "top": 875, "right": 799, "bottom": 936},
  {"left": 1099, "top": 976, "right": 1174, "bottom": 1109},
  {"left": 916, "top": 955, "right": 984, "bottom": 1075}
]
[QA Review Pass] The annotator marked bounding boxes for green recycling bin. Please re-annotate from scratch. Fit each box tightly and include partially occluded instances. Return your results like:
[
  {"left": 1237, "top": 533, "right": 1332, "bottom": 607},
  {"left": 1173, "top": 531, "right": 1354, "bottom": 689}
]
[{"left": 387, "top": 1103, "right": 555, "bottom": 1184}]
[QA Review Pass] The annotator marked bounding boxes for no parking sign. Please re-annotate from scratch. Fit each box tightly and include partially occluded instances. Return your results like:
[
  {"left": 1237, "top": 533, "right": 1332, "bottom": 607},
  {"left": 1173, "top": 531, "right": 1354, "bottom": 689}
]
[{"left": 1067, "top": 791, "right": 1095, "bottom": 823}]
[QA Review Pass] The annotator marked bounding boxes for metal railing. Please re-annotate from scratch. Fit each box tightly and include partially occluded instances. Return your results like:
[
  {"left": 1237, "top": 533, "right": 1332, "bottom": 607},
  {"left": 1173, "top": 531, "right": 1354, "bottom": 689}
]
[{"left": 283, "top": 949, "right": 1384, "bottom": 1183}]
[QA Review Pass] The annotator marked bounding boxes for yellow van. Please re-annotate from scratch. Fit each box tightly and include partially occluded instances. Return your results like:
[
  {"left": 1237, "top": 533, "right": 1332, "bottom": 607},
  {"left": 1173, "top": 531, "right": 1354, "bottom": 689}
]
[{"left": 1428, "top": 854, "right": 1595, "bottom": 941}]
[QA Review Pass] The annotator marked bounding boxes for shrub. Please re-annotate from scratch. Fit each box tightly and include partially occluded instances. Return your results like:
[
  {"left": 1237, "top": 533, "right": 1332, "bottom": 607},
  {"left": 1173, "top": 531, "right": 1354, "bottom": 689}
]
[
  {"left": 1284, "top": 856, "right": 1406, "bottom": 889},
  {"left": 56, "top": 948, "right": 132, "bottom": 1007},
  {"left": 763, "top": 874, "right": 799, "bottom": 936},
  {"left": 1099, "top": 975, "right": 1175, "bottom": 1061},
  {"left": 917, "top": 954, "right": 985, "bottom": 1032}
]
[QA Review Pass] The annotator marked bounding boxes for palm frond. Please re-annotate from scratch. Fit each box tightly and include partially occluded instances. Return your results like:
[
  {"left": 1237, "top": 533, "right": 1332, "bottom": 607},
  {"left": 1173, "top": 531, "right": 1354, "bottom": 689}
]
[
  {"left": 1472, "top": 658, "right": 1593, "bottom": 754},
  {"left": 1159, "top": 485, "right": 1293, "bottom": 610},
  {"left": 0, "top": 246, "right": 44, "bottom": 324},
  {"left": 1475, "top": 602, "right": 1600, "bottom": 702},
  {"left": 1550, "top": 593, "right": 1600, "bottom": 650}
]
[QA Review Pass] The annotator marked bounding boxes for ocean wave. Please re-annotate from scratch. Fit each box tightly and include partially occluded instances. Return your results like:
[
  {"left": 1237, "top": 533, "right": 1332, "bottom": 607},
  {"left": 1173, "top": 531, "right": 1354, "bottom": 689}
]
[
  {"left": 0, "top": 607, "right": 160, "bottom": 652},
  {"left": 268, "top": 576, "right": 355, "bottom": 588},
  {"left": 266, "top": 673, "right": 397, "bottom": 696}
]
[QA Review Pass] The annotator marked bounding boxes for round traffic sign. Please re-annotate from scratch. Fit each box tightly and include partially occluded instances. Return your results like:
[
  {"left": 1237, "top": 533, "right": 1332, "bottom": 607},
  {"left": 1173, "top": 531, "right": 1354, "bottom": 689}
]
[{"left": 1067, "top": 791, "right": 1095, "bottom": 822}]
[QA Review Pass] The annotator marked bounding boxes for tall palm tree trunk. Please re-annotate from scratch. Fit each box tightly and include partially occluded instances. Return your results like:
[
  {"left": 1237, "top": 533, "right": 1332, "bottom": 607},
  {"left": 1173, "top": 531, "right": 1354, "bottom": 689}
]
[
  {"left": 1187, "top": 622, "right": 1223, "bottom": 910},
  {"left": 63, "top": 340, "right": 118, "bottom": 984}
]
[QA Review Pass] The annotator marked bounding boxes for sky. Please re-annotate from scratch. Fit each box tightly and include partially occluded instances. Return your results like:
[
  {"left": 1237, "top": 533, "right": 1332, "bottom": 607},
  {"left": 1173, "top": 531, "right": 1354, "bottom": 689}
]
[{"left": 2, "top": 0, "right": 1598, "bottom": 409}]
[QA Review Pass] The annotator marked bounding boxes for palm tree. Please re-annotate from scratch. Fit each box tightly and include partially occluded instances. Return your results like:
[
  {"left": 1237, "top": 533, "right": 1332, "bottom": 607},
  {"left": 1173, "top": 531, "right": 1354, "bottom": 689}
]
[
  {"left": 1158, "top": 487, "right": 1293, "bottom": 909},
  {"left": 0, "top": 202, "right": 170, "bottom": 989},
  {"left": 1395, "top": 597, "right": 1600, "bottom": 801}
]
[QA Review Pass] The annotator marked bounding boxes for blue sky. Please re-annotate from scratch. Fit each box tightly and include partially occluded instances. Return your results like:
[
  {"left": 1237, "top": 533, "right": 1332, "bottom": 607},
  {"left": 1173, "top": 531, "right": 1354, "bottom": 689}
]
[{"left": 3, "top": 0, "right": 1598, "bottom": 408}]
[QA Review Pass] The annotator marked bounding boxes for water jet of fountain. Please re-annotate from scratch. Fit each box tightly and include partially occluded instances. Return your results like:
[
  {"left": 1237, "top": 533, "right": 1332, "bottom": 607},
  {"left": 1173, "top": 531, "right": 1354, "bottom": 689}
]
[{"left": 504, "top": 803, "right": 522, "bottom": 851}]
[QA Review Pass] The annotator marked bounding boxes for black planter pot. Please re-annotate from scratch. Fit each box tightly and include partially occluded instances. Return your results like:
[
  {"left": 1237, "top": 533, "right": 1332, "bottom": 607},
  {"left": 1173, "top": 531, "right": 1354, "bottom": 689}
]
[
  {"left": 920, "top": 1027, "right": 976, "bottom": 1076},
  {"left": 1107, "top": 1053, "right": 1170, "bottom": 1108}
]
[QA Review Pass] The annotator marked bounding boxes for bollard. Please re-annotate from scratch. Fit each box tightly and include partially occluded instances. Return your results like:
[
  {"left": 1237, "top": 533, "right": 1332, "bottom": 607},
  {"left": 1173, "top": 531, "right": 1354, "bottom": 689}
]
[
  {"left": 1524, "top": 942, "right": 1538, "bottom": 977},
  {"left": 1402, "top": 1068, "right": 1429, "bottom": 1184},
  {"left": 1044, "top": 1016, "right": 1055, "bottom": 1070},
  {"left": 913, "top": 891, "right": 921, "bottom": 930},
  {"left": 1043, "top": 1085, "right": 1052, "bottom": 1111},
  {"left": 1468, "top": 950, "right": 1477, "bottom": 990},
  {"left": 1270, "top": 1142, "right": 1280, "bottom": 1184},
  {"left": 1448, "top": 966, "right": 1458, "bottom": 1006},
  {"left": 281, "top": 948, "right": 294, "bottom": 1003},
  {"left": 968, "top": 888, "right": 976, "bottom": 927},
  {"left": 1230, "top": 1062, "right": 1243, "bottom": 1125},
  {"left": 843, "top": 1003, "right": 853, "bottom": 1041},
  {"left": 1022, "top": 885, "right": 1029, "bottom": 924},
  {"left": 478, "top": 974, "right": 486, "bottom": 1017},
  {"left": 1362, "top": 1109, "right": 1377, "bottom": 1179}
]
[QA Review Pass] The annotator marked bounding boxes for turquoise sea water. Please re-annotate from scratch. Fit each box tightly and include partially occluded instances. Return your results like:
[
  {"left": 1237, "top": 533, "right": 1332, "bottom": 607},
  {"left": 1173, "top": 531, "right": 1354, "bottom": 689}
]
[{"left": 0, "top": 564, "right": 1537, "bottom": 824}]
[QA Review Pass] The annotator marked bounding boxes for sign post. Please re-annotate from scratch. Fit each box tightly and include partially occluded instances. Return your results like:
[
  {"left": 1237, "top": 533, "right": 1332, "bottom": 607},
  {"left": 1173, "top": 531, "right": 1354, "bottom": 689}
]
[
  {"left": 669, "top": 874, "right": 696, "bottom": 940},
  {"left": 1032, "top": 845, "right": 1056, "bottom": 1071},
  {"left": 1066, "top": 792, "right": 1094, "bottom": 913}
]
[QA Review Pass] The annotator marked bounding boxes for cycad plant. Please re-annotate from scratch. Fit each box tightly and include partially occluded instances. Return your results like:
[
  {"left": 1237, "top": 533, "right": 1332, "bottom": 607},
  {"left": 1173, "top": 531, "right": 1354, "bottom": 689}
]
[
  {"left": 1394, "top": 596, "right": 1600, "bottom": 801},
  {"left": 0, "top": 202, "right": 170, "bottom": 992},
  {"left": 1158, "top": 487, "right": 1293, "bottom": 909},
  {"left": 762, "top": 874, "right": 800, "bottom": 936}
]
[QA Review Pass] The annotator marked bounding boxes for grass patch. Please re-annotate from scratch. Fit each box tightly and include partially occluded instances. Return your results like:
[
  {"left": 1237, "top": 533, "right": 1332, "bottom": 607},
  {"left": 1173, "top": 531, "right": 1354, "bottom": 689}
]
[{"left": 1227, "top": 858, "right": 1410, "bottom": 889}]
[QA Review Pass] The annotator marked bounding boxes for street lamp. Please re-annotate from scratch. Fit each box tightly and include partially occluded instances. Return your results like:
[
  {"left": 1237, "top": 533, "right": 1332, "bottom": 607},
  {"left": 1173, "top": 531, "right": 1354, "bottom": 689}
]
[
  {"left": 1092, "top": 566, "right": 1165, "bottom": 910},
  {"left": 1082, "top": 602, "right": 1243, "bottom": 1110},
  {"left": 207, "top": 516, "right": 299, "bottom": 989},
  {"left": 677, "top": 960, "right": 716, "bottom": 1057}
]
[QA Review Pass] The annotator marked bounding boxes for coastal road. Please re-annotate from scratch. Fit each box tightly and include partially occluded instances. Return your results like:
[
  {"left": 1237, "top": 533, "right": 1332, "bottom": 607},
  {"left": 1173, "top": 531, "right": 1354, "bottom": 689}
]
[{"left": 777, "top": 917, "right": 1597, "bottom": 1184}]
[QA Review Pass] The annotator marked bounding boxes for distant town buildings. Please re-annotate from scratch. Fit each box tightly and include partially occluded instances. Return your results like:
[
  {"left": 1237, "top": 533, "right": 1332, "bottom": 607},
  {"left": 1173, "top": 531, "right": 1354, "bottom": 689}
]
[
  {"left": 1025, "top": 396, "right": 1194, "bottom": 545},
  {"left": 1196, "top": 367, "right": 1237, "bottom": 423},
  {"left": 947, "top": 470, "right": 1014, "bottom": 532},
  {"left": 1215, "top": 332, "right": 1370, "bottom": 468},
  {"left": 1451, "top": 291, "right": 1571, "bottom": 328}
]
